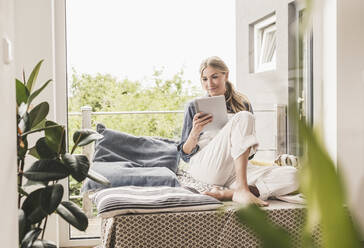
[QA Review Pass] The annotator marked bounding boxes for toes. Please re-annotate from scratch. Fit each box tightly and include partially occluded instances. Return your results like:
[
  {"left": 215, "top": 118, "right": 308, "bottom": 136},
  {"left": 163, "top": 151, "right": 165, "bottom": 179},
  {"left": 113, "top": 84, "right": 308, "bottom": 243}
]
[
  {"left": 204, "top": 191, "right": 218, "bottom": 198},
  {"left": 257, "top": 199, "right": 269, "bottom": 207}
]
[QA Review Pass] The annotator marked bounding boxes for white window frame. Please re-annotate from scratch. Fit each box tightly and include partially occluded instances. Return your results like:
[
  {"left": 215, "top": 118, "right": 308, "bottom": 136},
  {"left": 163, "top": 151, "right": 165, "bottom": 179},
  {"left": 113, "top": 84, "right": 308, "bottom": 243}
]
[
  {"left": 253, "top": 14, "right": 277, "bottom": 73},
  {"left": 55, "top": 1, "right": 100, "bottom": 247}
]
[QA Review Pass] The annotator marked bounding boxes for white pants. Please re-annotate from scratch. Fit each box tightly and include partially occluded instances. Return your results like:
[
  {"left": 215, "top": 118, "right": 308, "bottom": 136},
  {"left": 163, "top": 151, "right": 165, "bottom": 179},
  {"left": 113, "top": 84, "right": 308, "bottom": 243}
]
[{"left": 189, "top": 111, "right": 299, "bottom": 200}]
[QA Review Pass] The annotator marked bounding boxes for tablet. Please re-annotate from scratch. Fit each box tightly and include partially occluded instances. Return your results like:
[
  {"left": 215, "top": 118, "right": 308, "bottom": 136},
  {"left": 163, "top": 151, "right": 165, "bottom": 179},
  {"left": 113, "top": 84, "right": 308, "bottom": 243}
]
[{"left": 193, "top": 95, "right": 228, "bottom": 132}]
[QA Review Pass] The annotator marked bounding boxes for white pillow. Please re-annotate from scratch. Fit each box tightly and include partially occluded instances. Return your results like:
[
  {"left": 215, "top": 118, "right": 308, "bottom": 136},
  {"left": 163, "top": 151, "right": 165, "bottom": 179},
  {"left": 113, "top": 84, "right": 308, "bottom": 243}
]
[{"left": 93, "top": 186, "right": 223, "bottom": 218}]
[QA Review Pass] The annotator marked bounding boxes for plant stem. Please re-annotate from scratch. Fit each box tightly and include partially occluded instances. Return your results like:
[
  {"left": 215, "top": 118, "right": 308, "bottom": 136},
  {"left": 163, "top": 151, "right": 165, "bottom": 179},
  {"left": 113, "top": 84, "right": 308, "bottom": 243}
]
[
  {"left": 41, "top": 216, "right": 48, "bottom": 240},
  {"left": 18, "top": 159, "right": 25, "bottom": 208},
  {"left": 37, "top": 219, "right": 42, "bottom": 228},
  {"left": 70, "top": 145, "right": 77, "bottom": 155},
  {"left": 71, "top": 134, "right": 81, "bottom": 154}
]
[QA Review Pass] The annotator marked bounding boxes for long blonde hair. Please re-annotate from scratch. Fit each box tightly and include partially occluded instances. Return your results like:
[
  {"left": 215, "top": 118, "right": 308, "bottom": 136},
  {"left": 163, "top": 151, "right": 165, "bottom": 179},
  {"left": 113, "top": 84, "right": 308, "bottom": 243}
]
[{"left": 199, "top": 56, "right": 250, "bottom": 113}]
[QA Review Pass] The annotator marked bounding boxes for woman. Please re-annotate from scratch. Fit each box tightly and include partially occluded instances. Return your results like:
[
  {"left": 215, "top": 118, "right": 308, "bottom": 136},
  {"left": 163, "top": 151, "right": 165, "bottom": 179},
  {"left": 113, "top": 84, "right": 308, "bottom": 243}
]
[{"left": 177, "top": 56, "right": 298, "bottom": 206}]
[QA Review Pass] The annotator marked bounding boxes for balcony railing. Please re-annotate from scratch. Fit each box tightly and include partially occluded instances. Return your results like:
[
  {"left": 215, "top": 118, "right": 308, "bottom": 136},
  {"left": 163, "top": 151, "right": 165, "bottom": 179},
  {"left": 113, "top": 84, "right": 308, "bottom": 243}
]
[{"left": 68, "top": 104, "right": 286, "bottom": 217}]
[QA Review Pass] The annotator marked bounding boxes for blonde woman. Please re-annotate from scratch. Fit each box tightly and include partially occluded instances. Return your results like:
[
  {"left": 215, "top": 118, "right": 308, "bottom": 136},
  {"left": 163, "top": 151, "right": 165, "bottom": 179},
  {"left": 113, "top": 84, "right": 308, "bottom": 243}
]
[{"left": 177, "top": 56, "right": 298, "bottom": 206}]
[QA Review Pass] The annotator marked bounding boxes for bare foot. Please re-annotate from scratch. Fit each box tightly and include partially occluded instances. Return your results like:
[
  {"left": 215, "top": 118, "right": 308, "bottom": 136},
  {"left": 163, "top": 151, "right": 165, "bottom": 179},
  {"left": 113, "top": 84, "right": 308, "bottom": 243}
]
[
  {"left": 232, "top": 189, "right": 269, "bottom": 207},
  {"left": 203, "top": 187, "right": 234, "bottom": 201},
  {"left": 203, "top": 186, "right": 262, "bottom": 202}
]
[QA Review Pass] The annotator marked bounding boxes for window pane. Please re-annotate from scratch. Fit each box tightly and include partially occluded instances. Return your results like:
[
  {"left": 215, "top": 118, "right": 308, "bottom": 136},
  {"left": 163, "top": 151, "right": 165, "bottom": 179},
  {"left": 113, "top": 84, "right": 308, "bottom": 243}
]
[{"left": 66, "top": 0, "right": 236, "bottom": 239}]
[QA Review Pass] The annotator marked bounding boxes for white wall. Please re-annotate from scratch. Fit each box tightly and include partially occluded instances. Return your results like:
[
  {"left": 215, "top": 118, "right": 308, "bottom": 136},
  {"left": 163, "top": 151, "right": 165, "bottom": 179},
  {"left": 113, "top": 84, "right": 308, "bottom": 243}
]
[
  {"left": 236, "top": 0, "right": 293, "bottom": 161},
  {"left": 337, "top": 0, "right": 364, "bottom": 236},
  {"left": 319, "top": 0, "right": 338, "bottom": 164},
  {"left": 236, "top": 0, "right": 290, "bottom": 106},
  {"left": 0, "top": 0, "right": 18, "bottom": 247},
  {"left": 313, "top": 0, "right": 364, "bottom": 235},
  {"left": 14, "top": 0, "right": 56, "bottom": 118},
  {"left": 14, "top": 0, "right": 60, "bottom": 244}
]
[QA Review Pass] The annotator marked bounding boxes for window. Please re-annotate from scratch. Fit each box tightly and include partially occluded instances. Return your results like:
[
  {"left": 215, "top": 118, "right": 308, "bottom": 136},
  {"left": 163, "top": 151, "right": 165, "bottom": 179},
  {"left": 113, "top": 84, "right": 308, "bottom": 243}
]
[
  {"left": 62, "top": 0, "right": 236, "bottom": 245},
  {"left": 251, "top": 14, "right": 277, "bottom": 73},
  {"left": 287, "top": 2, "right": 313, "bottom": 156}
]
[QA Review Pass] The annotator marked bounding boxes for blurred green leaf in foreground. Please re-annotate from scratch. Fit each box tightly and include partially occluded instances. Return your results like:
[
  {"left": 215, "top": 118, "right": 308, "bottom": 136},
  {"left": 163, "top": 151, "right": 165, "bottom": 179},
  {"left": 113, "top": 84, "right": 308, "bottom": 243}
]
[{"left": 237, "top": 116, "right": 362, "bottom": 248}]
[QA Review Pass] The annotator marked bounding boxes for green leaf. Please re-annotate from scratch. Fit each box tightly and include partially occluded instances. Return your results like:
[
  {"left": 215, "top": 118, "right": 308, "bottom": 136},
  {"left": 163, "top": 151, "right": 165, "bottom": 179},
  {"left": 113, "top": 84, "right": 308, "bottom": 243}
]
[
  {"left": 31, "top": 240, "right": 57, "bottom": 248},
  {"left": 22, "top": 189, "right": 48, "bottom": 224},
  {"left": 19, "top": 209, "right": 28, "bottom": 243},
  {"left": 44, "top": 121, "right": 66, "bottom": 155},
  {"left": 236, "top": 205, "right": 292, "bottom": 248},
  {"left": 20, "top": 228, "right": 42, "bottom": 248},
  {"left": 16, "top": 79, "right": 30, "bottom": 106},
  {"left": 87, "top": 169, "right": 111, "bottom": 186},
  {"left": 32, "top": 118, "right": 46, "bottom": 131},
  {"left": 26, "top": 60, "right": 43, "bottom": 93},
  {"left": 27, "top": 79, "right": 52, "bottom": 106},
  {"left": 72, "top": 129, "right": 103, "bottom": 147},
  {"left": 22, "top": 185, "right": 63, "bottom": 225},
  {"left": 28, "top": 146, "right": 40, "bottom": 159},
  {"left": 21, "top": 124, "right": 63, "bottom": 137},
  {"left": 40, "top": 184, "right": 64, "bottom": 214},
  {"left": 298, "top": 118, "right": 362, "bottom": 248},
  {"left": 35, "top": 137, "right": 57, "bottom": 159},
  {"left": 56, "top": 201, "right": 88, "bottom": 231},
  {"left": 24, "top": 159, "right": 69, "bottom": 182},
  {"left": 28, "top": 102, "right": 49, "bottom": 130},
  {"left": 61, "top": 154, "right": 90, "bottom": 182}
]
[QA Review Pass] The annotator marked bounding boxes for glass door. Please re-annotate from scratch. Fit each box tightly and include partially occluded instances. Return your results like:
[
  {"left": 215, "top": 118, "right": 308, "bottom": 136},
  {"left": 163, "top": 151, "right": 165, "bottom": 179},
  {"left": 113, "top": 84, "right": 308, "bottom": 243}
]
[{"left": 288, "top": 2, "right": 313, "bottom": 156}]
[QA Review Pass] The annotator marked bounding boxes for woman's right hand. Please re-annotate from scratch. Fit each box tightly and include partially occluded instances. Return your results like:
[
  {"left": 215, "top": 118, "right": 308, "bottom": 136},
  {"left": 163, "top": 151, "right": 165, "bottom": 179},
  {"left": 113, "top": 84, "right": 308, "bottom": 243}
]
[
  {"left": 182, "top": 112, "right": 212, "bottom": 155},
  {"left": 190, "top": 112, "right": 213, "bottom": 138}
]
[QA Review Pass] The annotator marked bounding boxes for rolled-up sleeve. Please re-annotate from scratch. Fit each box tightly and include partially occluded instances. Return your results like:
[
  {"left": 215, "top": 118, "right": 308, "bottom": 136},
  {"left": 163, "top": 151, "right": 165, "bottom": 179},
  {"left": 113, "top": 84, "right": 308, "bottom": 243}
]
[{"left": 177, "top": 101, "right": 200, "bottom": 162}]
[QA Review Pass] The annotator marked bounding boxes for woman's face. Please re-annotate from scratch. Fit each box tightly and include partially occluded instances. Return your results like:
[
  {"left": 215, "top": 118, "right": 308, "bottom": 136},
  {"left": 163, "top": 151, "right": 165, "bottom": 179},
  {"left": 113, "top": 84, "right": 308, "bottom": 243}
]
[{"left": 201, "top": 66, "right": 228, "bottom": 96}]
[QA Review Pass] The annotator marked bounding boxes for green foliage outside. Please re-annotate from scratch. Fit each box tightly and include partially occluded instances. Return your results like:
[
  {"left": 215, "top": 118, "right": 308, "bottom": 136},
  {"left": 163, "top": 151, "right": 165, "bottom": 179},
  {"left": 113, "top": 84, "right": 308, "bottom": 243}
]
[
  {"left": 68, "top": 68, "right": 202, "bottom": 138},
  {"left": 68, "top": 68, "right": 202, "bottom": 209}
]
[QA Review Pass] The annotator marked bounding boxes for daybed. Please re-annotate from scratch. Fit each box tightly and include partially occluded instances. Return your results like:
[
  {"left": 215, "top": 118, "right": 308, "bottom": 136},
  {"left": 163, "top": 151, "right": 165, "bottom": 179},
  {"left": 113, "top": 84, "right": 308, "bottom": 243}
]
[
  {"left": 82, "top": 105, "right": 319, "bottom": 247},
  {"left": 99, "top": 200, "right": 320, "bottom": 248},
  {"left": 92, "top": 169, "right": 318, "bottom": 248}
]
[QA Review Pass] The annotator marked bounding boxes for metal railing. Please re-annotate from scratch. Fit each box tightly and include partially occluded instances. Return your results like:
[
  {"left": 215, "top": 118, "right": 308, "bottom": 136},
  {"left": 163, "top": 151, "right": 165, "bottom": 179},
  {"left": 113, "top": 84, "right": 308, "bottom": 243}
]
[{"left": 68, "top": 105, "right": 286, "bottom": 217}]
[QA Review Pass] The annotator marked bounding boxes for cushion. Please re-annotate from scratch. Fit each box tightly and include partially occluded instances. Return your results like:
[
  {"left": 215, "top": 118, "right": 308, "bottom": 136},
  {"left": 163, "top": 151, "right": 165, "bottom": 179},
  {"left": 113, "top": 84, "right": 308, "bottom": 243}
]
[
  {"left": 92, "top": 186, "right": 223, "bottom": 218},
  {"left": 93, "top": 123, "right": 180, "bottom": 173},
  {"left": 82, "top": 162, "right": 180, "bottom": 192}
]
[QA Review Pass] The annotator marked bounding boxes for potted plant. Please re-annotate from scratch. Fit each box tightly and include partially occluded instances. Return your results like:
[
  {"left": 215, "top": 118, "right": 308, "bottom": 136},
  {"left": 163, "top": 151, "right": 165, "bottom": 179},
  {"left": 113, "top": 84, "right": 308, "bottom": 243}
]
[{"left": 16, "top": 60, "right": 110, "bottom": 247}]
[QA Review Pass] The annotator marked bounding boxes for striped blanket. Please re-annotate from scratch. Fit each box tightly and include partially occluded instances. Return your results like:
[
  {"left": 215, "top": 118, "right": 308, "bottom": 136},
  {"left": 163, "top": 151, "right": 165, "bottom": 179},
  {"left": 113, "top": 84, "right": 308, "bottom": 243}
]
[{"left": 92, "top": 186, "right": 223, "bottom": 218}]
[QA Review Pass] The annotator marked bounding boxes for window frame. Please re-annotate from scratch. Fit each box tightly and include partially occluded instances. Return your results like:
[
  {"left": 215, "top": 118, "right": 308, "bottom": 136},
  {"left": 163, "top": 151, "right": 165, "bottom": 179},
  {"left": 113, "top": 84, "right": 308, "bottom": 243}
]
[
  {"left": 55, "top": 0, "right": 100, "bottom": 246},
  {"left": 287, "top": 1, "right": 314, "bottom": 156},
  {"left": 253, "top": 14, "right": 277, "bottom": 73}
]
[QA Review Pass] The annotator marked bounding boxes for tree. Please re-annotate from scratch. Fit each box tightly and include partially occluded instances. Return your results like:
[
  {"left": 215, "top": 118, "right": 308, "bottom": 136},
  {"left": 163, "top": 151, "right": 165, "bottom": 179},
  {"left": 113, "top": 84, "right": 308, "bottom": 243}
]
[
  {"left": 68, "top": 68, "right": 202, "bottom": 139},
  {"left": 68, "top": 68, "right": 202, "bottom": 209}
]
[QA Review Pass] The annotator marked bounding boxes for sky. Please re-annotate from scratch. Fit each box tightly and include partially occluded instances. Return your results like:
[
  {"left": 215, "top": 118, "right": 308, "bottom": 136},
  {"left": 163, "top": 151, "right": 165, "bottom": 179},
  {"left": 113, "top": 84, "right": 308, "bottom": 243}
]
[{"left": 66, "top": 0, "right": 236, "bottom": 87}]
